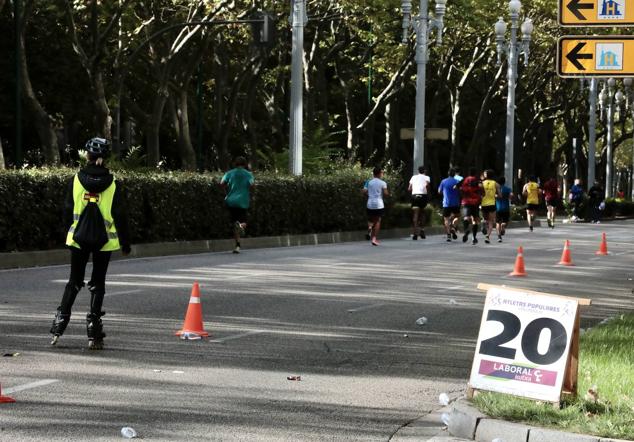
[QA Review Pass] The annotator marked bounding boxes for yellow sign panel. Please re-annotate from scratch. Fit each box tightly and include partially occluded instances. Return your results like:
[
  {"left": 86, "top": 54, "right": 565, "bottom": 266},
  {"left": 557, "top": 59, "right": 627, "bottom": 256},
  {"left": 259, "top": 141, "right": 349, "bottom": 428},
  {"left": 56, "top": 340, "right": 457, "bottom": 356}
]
[
  {"left": 559, "top": 0, "right": 634, "bottom": 26},
  {"left": 557, "top": 36, "right": 634, "bottom": 77}
]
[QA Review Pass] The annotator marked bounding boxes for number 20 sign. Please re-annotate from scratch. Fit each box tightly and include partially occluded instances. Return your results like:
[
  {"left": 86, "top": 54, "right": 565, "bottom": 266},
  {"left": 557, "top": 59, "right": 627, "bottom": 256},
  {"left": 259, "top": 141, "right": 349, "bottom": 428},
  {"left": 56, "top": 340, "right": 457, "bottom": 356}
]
[{"left": 469, "top": 287, "right": 579, "bottom": 403}]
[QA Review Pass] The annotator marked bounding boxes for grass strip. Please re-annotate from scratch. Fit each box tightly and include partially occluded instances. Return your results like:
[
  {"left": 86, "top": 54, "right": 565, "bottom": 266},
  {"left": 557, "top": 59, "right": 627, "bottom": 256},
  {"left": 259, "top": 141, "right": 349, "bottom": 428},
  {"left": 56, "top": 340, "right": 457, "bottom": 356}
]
[{"left": 471, "top": 313, "right": 634, "bottom": 440}]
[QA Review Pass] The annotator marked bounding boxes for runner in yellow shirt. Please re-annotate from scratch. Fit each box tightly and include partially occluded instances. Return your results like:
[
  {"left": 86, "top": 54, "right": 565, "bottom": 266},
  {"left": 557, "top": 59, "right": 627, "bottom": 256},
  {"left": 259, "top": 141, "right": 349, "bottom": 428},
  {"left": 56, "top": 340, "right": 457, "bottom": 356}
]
[
  {"left": 481, "top": 169, "right": 501, "bottom": 244},
  {"left": 522, "top": 175, "right": 541, "bottom": 232}
]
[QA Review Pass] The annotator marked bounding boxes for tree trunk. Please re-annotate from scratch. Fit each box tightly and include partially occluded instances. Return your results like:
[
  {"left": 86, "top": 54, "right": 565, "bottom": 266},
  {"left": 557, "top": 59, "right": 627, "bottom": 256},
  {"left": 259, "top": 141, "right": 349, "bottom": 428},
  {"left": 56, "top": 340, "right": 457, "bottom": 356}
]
[
  {"left": 146, "top": 88, "right": 169, "bottom": 167},
  {"left": 174, "top": 88, "right": 196, "bottom": 171},
  {"left": 18, "top": 3, "right": 59, "bottom": 165},
  {"left": 0, "top": 137, "right": 5, "bottom": 169},
  {"left": 93, "top": 71, "right": 111, "bottom": 139}
]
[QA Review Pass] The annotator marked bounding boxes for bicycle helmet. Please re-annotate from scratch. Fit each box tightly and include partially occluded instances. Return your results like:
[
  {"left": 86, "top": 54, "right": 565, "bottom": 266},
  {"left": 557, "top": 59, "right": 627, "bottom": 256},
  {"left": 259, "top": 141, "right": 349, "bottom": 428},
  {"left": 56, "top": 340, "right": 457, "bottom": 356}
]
[{"left": 84, "top": 137, "right": 110, "bottom": 157}]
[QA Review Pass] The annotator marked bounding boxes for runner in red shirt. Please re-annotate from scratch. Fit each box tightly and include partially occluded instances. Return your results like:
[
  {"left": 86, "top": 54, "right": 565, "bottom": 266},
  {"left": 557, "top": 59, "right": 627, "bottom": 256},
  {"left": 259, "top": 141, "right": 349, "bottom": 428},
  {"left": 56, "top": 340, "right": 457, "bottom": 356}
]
[
  {"left": 460, "top": 167, "right": 484, "bottom": 244},
  {"left": 542, "top": 177, "right": 560, "bottom": 229}
]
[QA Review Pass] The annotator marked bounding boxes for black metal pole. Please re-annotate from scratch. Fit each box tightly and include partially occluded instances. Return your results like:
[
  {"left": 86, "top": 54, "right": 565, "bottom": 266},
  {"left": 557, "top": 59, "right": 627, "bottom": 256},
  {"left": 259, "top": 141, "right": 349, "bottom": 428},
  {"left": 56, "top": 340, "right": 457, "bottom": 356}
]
[{"left": 15, "top": 0, "right": 23, "bottom": 167}]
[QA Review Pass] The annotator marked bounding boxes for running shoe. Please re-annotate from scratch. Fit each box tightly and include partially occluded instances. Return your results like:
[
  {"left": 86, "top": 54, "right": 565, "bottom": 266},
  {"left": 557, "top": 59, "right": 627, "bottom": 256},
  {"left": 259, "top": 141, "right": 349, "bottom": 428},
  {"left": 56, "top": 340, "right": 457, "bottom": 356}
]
[
  {"left": 232, "top": 245, "right": 241, "bottom": 254},
  {"left": 451, "top": 229, "right": 458, "bottom": 240},
  {"left": 472, "top": 238, "right": 478, "bottom": 245},
  {"left": 462, "top": 232, "right": 469, "bottom": 243},
  {"left": 484, "top": 236, "right": 490, "bottom": 244},
  {"left": 446, "top": 234, "right": 452, "bottom": 242},
  {"left": 412, "top": 234, "right": 418, "bottom": 240},
  {"left": 371, "top": 239, "right": 380, "bottom": 246},
  {"left": 420, "top": 229, "right": 426, "bottom": 239},
  {"left": 529, "top": 225, "right": 534, "bottom": 232},
  {"left": 498, "top": 236, "right": 503, "bottom": 243}
]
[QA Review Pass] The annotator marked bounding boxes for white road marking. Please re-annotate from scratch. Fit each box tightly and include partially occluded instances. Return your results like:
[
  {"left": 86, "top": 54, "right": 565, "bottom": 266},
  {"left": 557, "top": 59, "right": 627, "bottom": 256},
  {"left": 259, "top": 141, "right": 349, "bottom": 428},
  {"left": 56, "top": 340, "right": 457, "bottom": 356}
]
[
  {"left": 105, "top": 289, "right": 143, "bottom": 297},
  {"left": 547, "top": 247, "right": 561, "bottom": 251},
  {"left": 3, "top": 379, "right": 59, "bottom": 395},
  {"left": 347, "top": 303, "right": 387, "bottom": 313},
  {"left": 209, "top": 331, "right": 262, "bottom": 343}
]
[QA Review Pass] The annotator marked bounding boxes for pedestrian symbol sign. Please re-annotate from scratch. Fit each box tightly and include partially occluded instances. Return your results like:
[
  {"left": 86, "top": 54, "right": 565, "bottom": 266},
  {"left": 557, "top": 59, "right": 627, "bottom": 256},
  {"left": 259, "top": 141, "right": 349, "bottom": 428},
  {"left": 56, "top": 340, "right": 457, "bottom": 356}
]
[
  {"left": 557, "top": 36, "right": 634, "bottom": 77},
  {"left": 559, "top": 0, "right": 634, "bottom": 25}
]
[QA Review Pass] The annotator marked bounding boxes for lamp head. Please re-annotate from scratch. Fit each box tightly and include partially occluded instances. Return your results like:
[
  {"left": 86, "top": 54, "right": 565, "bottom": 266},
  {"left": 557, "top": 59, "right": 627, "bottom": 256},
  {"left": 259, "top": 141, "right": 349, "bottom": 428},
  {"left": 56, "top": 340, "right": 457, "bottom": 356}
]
[
  {"left": 615, "top": 90, "right": 624, "bottom": 102},
  {"left": 494, "top": 17, "right": 507, "bottom": 37},
  {"left": 509, "top": 0, "right": 522, "bottom": 14},
  {"left": 521, "top": 18, "right": 533, "bottom": 36}
]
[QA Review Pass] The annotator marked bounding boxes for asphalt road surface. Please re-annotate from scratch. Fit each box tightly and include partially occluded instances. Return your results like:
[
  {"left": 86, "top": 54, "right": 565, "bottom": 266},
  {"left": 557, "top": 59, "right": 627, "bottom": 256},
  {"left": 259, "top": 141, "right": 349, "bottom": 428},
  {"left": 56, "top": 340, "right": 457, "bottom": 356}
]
[{"left": 1, "top": 220, "right": 632, "bottom": 441}]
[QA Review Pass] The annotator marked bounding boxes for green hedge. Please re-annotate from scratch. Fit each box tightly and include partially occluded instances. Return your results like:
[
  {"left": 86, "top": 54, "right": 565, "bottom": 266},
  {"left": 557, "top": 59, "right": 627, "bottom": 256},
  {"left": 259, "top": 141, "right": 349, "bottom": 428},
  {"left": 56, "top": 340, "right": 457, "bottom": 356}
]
[{"left": 0, "top": 169, "right": 412, "bottom": 252}]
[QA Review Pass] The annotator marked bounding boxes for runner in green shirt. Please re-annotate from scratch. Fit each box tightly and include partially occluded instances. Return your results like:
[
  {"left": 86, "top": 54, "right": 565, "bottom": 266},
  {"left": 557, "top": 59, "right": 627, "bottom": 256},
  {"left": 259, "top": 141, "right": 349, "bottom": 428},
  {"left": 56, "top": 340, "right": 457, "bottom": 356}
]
[{"left": 221, "top": 157, "right": 254, "bottom": 254}]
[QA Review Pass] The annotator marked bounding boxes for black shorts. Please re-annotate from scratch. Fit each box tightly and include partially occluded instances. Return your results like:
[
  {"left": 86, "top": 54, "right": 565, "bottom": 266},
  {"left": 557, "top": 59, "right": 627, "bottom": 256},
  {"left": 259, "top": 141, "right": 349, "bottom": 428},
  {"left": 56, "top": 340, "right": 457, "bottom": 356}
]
[
  {"left": 442, "top": 206, "right": 460, "bottom": 218},
  {"left": 497, "top": 210, "right": 510, "bottom": 223},
  {"left": 527, "top": 204, "right": 540, "bottom": 211},
  {"left": 411, "top": 194, "right": 428, "bottom": 209},
  {"left": 462, "top": 205, "right": 480, "bottom": 218},
  {"left": 545, "top": 198, "right": 559, "bottom": 208},
  {"left": 367, "top": 208, "right": 385, "bottom": 219},
  {"left": 227, "top": 205, "right": 248, "bottom": 223},
  {"left": 481, "top": 205, "right": 496, "bottom": 215}
]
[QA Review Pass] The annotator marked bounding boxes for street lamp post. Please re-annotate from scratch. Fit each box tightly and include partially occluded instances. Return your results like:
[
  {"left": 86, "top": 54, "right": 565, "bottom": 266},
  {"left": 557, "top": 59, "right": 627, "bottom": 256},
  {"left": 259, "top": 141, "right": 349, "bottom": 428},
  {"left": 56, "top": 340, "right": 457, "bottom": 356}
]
[
  {"left": 289, "top": 0, "right": 307, "bottom": 176},
  {"left": 623, "top": 77, "right": 634, "bottom": 200},
  {"left": 599, "top": 78, "right": 619, "bottom": 198},
  {"left": 401, "top": 0, "right": 447, "bottom": 174},
  {"left": 494, "top": 0, "right": 533, "bottom": 191},
  {"left": 580, "top": 78, "right": 599, "bottom": 189}
]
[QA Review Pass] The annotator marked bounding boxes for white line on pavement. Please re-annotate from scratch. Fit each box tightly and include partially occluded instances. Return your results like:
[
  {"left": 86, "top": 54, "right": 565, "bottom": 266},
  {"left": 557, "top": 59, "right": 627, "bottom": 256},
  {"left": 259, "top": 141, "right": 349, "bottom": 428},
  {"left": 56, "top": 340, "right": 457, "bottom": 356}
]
[
  {"left": 347, "top": 303, "right": 387, "bottom": 313},
  {"left": 4, "top": 379, "right": 59, "bottom": 395},
  {"left": 105, "top": 289, "right": 143, "bottom": 297},
  {"left": 209, "top": 331, "right": 262, "bottom": 343}
]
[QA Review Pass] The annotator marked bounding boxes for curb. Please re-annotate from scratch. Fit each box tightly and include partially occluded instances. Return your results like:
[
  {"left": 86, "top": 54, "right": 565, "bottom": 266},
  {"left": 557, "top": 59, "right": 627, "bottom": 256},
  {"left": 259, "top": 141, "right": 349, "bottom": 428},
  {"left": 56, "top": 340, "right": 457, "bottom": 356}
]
[
  {"left": 447, "top": 398, "right": 633, "bottom": 442},
  {"left": 0, "top": 221, "right": 538, "bottom": 270},
  {"left": 0, "top": 226, "right": 442, "bottom": 270}
]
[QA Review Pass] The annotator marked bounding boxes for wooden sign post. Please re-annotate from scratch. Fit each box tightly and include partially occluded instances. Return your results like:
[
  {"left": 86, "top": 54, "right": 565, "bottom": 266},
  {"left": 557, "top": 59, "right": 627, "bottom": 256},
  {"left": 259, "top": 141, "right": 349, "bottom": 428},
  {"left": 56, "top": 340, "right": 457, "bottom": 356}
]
[{"left": 468, "top": 284, "right": 592, "bottom": 406}]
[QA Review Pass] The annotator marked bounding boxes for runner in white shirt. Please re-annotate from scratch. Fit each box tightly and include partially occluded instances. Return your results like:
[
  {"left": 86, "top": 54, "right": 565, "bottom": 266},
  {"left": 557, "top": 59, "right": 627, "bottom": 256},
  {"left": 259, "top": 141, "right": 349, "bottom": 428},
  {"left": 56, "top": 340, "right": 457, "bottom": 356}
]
[
  {"left": 408, "top": 166, "right": 431, "bottom": 240},
  {"left": 363, "top": 167, "right": 389, "bottom": 246}
]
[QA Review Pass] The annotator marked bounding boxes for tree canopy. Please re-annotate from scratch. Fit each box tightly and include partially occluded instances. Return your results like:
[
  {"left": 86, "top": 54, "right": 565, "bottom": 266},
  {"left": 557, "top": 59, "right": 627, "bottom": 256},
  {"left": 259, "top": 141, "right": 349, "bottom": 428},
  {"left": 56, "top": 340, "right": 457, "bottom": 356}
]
[{"left": 0, "top": 0, "right": 631, "bottom": 188}]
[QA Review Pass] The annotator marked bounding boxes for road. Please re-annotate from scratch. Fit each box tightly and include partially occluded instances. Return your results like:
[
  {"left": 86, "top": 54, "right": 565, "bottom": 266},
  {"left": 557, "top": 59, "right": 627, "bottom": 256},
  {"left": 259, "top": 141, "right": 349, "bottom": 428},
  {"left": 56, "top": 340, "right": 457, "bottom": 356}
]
[{"left": 1, "top": 221, "right": 632, "bottom": 441}]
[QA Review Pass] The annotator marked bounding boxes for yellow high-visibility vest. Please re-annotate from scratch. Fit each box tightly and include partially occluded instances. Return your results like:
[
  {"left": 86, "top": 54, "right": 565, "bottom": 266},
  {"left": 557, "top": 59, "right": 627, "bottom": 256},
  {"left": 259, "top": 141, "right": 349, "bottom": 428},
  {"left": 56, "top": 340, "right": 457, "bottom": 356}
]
[{"left": 66, "top": 175, "right": 120, "bottom": 251}]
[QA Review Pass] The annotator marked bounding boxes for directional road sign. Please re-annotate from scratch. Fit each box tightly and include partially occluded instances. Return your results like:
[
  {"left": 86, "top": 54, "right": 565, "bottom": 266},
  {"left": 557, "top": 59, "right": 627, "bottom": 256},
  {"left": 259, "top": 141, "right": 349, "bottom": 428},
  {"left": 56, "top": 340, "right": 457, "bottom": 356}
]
[
  {"left": 558, "top": 36, "right": 634, "bottom": 77},
  {"left": 559, "top": 0, "right": 634, "bottom": 26}
]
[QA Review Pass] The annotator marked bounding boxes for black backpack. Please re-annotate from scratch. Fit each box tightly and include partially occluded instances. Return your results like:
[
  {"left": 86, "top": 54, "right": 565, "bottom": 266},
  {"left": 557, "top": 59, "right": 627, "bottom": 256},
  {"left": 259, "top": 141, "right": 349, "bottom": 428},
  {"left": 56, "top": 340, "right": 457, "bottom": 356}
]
[{"left": 73, "top": 198, "right": 108, "bottom": 252}]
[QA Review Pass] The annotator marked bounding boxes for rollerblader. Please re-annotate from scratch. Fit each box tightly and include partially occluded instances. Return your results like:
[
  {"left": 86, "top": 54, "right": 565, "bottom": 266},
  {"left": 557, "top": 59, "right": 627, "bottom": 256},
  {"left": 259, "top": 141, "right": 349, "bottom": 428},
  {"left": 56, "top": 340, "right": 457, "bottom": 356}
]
[{"left": 50, "top": 138, "right": 131, "bottom": 349}]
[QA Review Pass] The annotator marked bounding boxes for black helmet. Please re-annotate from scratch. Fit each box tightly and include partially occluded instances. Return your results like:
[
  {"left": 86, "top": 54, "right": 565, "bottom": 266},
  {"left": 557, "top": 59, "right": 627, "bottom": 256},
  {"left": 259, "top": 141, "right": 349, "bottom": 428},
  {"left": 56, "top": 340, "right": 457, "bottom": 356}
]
[{"left": 85, "top": 137, "right": 110, "bottom": 157}]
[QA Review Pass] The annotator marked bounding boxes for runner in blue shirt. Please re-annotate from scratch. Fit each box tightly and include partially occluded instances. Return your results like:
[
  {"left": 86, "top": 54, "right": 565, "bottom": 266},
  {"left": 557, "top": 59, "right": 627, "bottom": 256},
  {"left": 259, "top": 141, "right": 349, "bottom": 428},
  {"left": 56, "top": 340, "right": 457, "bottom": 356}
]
[
  {"left": 495, "top": 176, "right": 513, "bottom": 242},
  {"left": 438, "top": 168, "right": 461, "bottom": 242}
]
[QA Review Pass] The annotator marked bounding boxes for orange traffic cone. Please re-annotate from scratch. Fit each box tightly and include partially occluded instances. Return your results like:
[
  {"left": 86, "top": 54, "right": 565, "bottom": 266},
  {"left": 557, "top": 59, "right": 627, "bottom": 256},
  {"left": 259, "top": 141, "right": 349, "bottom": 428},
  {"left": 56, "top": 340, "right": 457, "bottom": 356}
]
[
  {"left": 175, "top": 282, "right": 209, "bottom": 338},
  {"left": 0, "top": 384, "right": 16, "bottom": 403},
  {"left": 509, "top": 246, "right": 527, "bottom": 276},
  {"left": 596, "top": 233, "right": 609, "bottom": 255},
  {"left": 558, "top": 240, "right": 574, "bottom": 266}
]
